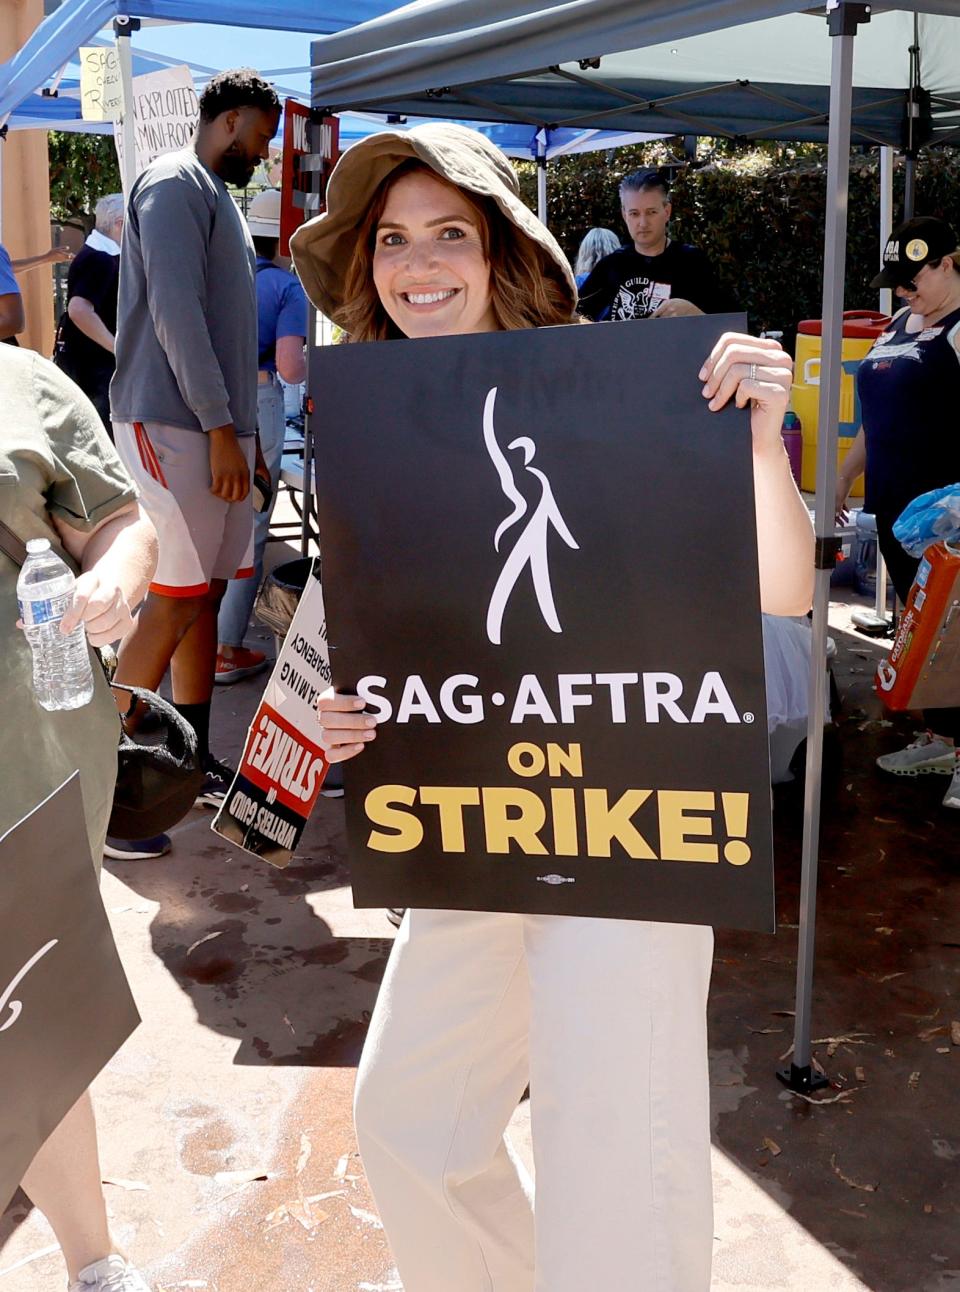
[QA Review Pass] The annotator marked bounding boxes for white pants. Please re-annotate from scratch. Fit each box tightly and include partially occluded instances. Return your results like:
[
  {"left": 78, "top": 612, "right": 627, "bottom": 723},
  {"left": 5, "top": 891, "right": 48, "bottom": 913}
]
[{"left": 354, "top": 909, "right": 714, "bottom": 1292}]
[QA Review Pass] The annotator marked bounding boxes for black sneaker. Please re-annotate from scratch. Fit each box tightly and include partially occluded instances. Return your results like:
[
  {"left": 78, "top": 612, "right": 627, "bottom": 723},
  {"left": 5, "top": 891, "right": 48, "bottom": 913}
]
[{"left": 195, "top": 754, "right": 235, "bottom": 808}]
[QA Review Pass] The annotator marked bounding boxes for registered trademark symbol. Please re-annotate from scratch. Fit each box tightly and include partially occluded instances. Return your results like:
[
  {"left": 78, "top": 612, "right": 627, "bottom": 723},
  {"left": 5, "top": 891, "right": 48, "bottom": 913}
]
[{"left": 742, "top": 711, "right": 755, "bottom": 724}]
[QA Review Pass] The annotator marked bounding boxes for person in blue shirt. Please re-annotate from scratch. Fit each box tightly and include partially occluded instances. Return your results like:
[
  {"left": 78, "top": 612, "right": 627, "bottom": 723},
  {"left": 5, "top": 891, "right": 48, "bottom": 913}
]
[
  {"left": 0, "top": 243, "right": 23, "bottom": 341},
  {"left": 216, "top": 188, "right": 307, "bottom": 682},
  {"left": 1, "top": 241, "right": 72, "bottom": 342}
]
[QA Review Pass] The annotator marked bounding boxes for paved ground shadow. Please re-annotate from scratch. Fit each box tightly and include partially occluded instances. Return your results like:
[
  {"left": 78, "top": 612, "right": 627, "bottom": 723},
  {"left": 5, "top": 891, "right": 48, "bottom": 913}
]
[
  {"left": 708, "top": 609, "right": 960, "bottom": 1291},
  {"left": 104, "top": 795, "right": 393, "bottom": 1068}
]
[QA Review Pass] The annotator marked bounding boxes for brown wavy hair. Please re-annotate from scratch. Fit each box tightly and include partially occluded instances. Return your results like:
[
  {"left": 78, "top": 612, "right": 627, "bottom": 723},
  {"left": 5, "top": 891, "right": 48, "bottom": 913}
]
[{"left": 338, "top": 160, "right": 578, "bottom": 341}]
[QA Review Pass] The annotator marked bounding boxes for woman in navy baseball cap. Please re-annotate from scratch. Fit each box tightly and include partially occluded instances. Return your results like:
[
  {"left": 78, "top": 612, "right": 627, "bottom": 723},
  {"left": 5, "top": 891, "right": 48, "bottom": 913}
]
[{"left": 839, "top": 214, "right": 960, "bottom": 806}]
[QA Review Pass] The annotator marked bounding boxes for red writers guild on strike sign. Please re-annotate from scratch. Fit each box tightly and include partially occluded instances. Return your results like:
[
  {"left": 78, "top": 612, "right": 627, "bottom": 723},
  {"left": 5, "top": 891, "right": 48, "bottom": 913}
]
[
  {"left": 243, "top": 706, "right": 328, "bottom": 814},
  {"left": 280, "top": 99, "right": 340, "bottom": 257},
  {"left": 215, "top": 703, "right": 329, "bottom": 863},
  {"left": 213, "top": 559, "right": 333, "bottom": 866}
]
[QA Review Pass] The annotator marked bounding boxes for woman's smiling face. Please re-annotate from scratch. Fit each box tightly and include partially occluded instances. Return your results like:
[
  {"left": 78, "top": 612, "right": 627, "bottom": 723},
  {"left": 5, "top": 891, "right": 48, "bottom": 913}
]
[{"left": 372, "top": 169, "right": 497, "bottom": 339}]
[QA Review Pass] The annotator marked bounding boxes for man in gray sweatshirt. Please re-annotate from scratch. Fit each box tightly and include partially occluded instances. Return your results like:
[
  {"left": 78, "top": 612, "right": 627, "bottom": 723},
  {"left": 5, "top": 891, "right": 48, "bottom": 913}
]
[{"left": 109, "top": 68, "right": 280, "bottom": 859}]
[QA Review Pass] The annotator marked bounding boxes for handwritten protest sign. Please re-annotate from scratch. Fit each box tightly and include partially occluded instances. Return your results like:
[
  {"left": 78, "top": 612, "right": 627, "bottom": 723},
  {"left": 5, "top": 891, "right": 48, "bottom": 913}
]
[
  {"left": 113, "top": 64, "right": 199, "bottom": 181},
  {"left": 0, "top": 774, "right": 140, "bottom": 1213},
  {"left": 314, "top": 315, "right": 775, "bottom": 931},
  {"left": 212, "top": 560, "right": 332, "bottom": 866},
  {"left": 79, "top": 46, "right": 123, "bottom": 122}
]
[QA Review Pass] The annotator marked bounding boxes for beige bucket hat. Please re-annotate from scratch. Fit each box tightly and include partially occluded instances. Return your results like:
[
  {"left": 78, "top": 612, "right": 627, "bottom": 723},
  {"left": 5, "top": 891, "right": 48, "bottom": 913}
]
[{"left": 289, "top": 122, "right": 577, "bottom": 326}]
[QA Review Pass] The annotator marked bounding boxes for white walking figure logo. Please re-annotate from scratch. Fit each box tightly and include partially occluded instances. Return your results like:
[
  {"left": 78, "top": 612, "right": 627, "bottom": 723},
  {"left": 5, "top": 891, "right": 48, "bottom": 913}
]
[
  {"left": 0, "top": 939, "right": 58, "bottom": 1033},
  {"left": 483, "top": 386, "right": 579, "bottom": 646}
]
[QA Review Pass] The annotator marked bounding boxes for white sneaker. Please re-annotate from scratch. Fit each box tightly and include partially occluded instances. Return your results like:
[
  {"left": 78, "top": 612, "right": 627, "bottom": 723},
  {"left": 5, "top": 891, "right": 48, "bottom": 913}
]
[
  {"left": 69, "top": 1255, "right": 151, "bottom": 1292},
  {"left": 876, "top": 731, "right": 956, "bottom": 776},
  {"left": 942, "top": 759, "right": 960, "bottom": 809}
]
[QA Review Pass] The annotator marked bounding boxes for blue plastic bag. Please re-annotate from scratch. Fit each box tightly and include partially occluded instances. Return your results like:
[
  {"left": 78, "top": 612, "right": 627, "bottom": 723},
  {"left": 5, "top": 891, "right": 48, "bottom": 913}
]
[{"left": 893, "top": 484, "right": 960, "bottom": 557}]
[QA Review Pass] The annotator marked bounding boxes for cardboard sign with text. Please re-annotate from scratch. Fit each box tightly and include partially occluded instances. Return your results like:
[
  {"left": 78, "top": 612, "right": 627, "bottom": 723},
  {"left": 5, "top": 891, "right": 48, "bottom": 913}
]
[
  {"left": 212, "top": 559, "right": 331, "bottom": 866},
  {"left": 313, "top": 315, "right": 775, "bottom": 931},
  {"left": 0, "top": 774, "right": 140, "bottom": 1213},
  {"left": 114, "top": 64, "right": 199, "bottom": 181},
  {"left": 79, "top": 46, "right": 123, "bottom": 121}
]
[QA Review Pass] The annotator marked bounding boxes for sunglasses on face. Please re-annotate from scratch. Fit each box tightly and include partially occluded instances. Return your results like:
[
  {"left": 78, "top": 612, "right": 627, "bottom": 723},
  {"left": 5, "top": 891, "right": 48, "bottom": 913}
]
[{"left": 897, "top": 262, "right": 931, "bottom": 293}]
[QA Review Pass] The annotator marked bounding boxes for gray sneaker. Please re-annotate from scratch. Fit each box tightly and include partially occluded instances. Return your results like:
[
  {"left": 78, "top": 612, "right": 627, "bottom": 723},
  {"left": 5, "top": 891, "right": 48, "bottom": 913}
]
[
  {"left": 69, "top": 1255, "right": 150, "bottom": 1292},
  {"left": 942, "top": 759, "right": 960, "bottom": 809},
  {"left": 876, "top": 731, "right": 956, "bottom": 776}
]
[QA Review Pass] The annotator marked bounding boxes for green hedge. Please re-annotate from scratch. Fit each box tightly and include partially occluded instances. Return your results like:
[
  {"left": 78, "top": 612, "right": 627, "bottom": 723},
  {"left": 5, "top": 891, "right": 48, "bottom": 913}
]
[
  {"left": 517, "top": 146, "right": 960, "bottom": 341},
  {"left": 49, "top": 132, "right": 122, "bottom": 233}
]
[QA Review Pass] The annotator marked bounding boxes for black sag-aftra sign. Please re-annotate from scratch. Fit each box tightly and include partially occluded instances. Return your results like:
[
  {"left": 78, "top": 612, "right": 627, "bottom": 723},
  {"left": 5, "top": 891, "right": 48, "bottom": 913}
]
[{"left": 313, "top": 314, "right": 775, "bottom": 931}]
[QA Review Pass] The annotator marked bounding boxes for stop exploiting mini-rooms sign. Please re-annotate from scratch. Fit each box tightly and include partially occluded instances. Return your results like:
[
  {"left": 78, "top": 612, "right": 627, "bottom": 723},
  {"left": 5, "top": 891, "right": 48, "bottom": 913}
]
[{"left": 314, "top": 314, "right": 775, "bottom": 931}]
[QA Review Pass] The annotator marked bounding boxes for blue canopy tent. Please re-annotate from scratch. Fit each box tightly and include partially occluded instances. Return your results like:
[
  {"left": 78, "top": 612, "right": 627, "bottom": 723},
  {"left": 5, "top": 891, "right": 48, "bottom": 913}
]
[
  {"left": 0, "top": 0, "right": 399, "bottom": 122},
  {"left": 6, "top": 73, "right": 660, "bottom": 164},
  {"left": 0, "top": 3, "right": 412, "bottom": 202},
  {"left": 7, "top": 87, "right": 104, "bottom": 133},
  {"left": 304, "top": 0, "right": 960, "bottom": 1093},
  {"left": 4, "top": 75, "right": 662, "bottom": 232},
  {"left": 0, "top": 8, "right": 664, "bottom": 216}
]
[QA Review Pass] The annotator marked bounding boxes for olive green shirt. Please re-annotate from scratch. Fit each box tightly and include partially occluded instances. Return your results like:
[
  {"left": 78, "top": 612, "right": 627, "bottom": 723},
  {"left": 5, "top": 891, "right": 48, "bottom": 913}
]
[{"left": 0, "top": 346, "right": 137, "bottom": 868}]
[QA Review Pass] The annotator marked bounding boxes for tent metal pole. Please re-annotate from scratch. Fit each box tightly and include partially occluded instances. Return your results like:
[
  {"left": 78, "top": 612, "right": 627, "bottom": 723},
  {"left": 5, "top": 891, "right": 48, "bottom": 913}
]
[
  {"left": 879, "top": 145, "right": 894, "bottom": 318},
  {"left": 536, "top": 131, "right": 547, "bottom": 225},
  {"left": 903, "top": 154, "right": 916, "bottom": 218},
  {"left": 873, "top": 535, "right": 889, "bottom": 621},
  {"left": 114, "top": 17, "right": 139, "bottom": 199},
  {"left": 301, "top": 305, "right": 317, "bottom": 556},
  {"left": 778, "top": 0, "right": 870, "bottom": 1097},
  {"left": 851, "top": 144, "right": 893, "bottom": 634},
  {"left": 871, "top": 145, "right": 894, "bottom": 629},
  {"left": 903, "top": 15, "right": 919, "bottom": 221},
  {"left": 301, "top": 109, "right": 334, "bottom": 558}
]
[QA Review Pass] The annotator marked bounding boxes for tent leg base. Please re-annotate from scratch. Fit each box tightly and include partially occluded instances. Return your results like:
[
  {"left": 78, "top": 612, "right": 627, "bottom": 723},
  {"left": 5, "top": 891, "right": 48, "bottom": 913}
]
[{"left": 776, "top": 1063, "right": 830, "bottom": 1094}]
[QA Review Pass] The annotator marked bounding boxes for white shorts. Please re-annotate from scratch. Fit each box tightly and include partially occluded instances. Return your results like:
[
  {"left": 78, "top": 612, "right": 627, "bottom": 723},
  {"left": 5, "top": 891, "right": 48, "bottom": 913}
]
[{"left": 114, "top": 420, "right": 254, "bottom": 597}]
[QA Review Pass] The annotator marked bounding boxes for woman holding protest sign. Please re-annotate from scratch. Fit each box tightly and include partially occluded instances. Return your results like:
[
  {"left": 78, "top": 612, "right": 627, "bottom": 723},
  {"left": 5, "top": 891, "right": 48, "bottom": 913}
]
[{"left": 292, "top": 123, "right": 813, "bottom": 1292}]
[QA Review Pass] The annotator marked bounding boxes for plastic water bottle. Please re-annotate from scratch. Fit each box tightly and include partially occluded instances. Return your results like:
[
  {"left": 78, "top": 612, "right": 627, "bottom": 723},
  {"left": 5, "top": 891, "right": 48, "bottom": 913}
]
[
  {"left": 781, "top": 410, "right": 803, "bottom": 487},
  {"left": 16, "top": 538, "right": 94, "bottom": 711}
]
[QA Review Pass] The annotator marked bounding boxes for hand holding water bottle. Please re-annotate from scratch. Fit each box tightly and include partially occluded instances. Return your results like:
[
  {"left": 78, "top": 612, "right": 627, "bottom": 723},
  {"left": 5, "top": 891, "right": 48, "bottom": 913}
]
[
  {"left": 17, "top": 539, "right": 95, "bottom": 712},
  {"left": 59, "top": 566, "right": 138, "bottom": 647}
]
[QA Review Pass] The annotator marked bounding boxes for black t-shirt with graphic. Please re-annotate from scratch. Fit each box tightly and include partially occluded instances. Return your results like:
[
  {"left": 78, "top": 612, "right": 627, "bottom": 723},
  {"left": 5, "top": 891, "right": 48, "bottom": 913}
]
[{"left": 577, "top": 242, "right": 730, "bottom": 321}]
